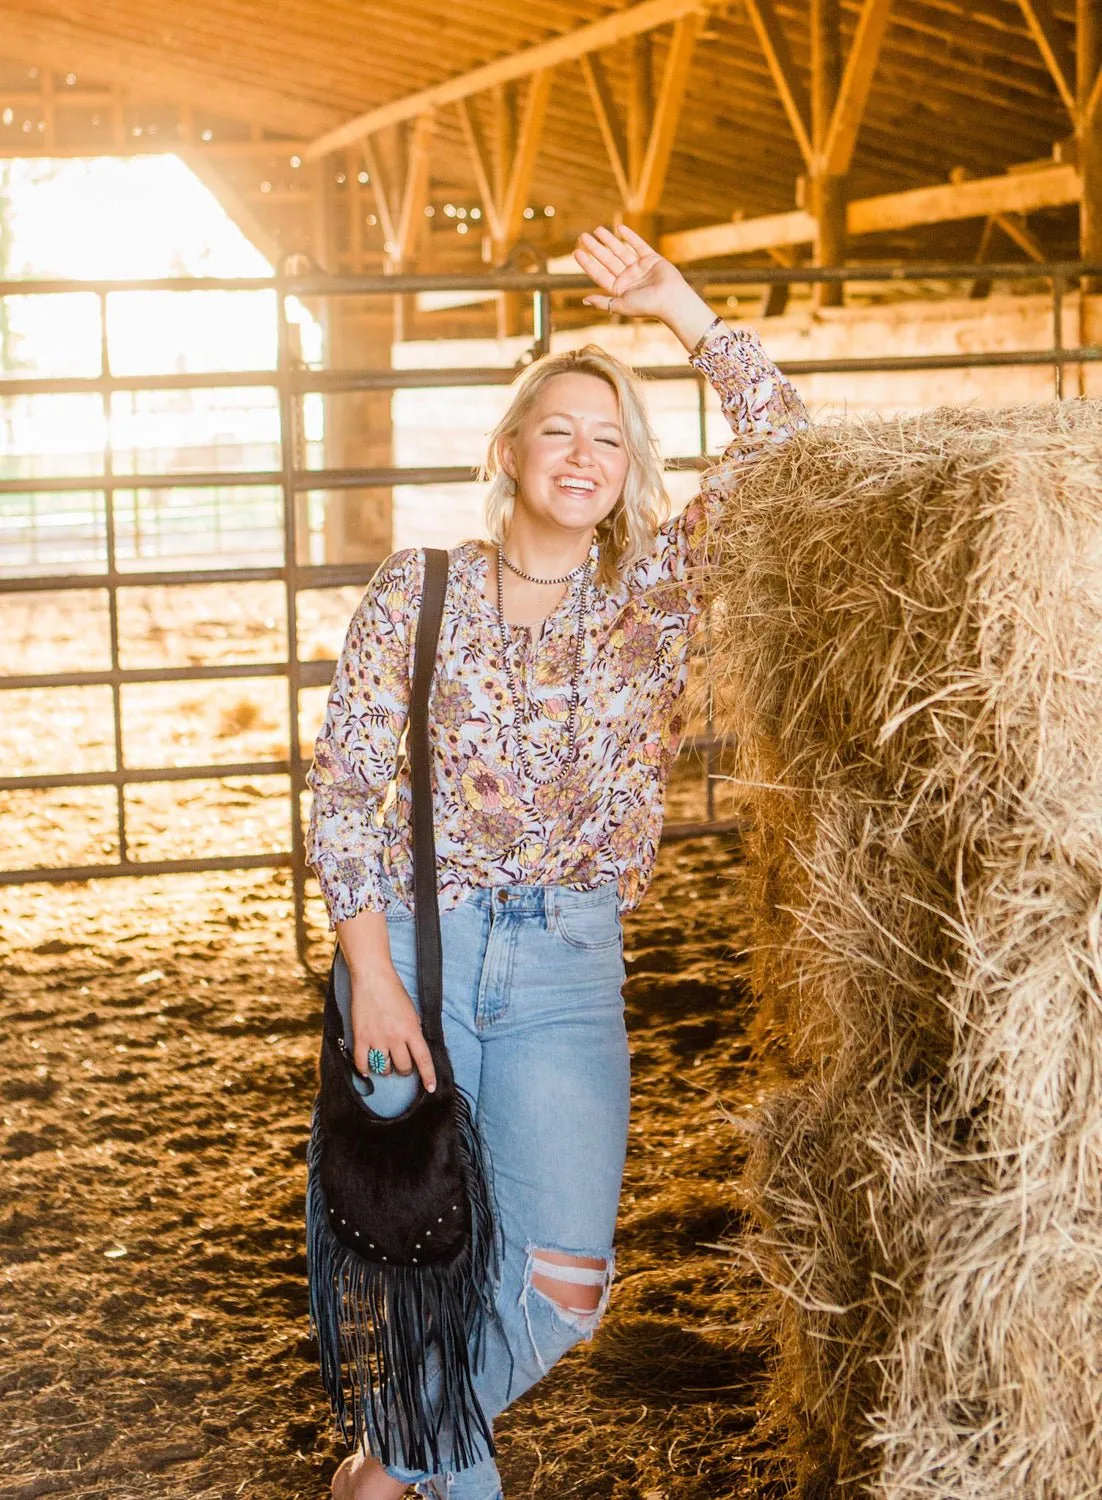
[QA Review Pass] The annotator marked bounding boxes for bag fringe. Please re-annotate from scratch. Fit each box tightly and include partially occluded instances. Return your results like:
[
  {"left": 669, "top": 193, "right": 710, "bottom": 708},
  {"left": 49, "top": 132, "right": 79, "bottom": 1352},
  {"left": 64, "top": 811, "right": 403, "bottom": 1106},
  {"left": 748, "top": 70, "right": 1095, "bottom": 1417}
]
[{"left": 305, "top": 1088, "right": 500, "bottom": 1474}]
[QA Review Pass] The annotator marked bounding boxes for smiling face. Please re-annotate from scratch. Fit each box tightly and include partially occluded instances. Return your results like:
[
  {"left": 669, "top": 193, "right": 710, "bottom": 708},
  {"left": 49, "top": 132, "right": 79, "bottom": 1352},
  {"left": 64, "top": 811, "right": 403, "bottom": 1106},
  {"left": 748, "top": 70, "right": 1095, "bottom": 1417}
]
[{"left": 499, "top": 371, "right": 630, "bottom": 540}]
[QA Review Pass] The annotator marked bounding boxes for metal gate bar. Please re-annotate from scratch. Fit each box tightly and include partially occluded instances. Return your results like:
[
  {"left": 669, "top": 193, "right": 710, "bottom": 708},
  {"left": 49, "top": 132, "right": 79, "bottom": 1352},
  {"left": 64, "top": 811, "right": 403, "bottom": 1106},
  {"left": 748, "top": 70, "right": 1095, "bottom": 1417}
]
[{"left": 1, "top": 260, "right": 1097, "bottom": 963}]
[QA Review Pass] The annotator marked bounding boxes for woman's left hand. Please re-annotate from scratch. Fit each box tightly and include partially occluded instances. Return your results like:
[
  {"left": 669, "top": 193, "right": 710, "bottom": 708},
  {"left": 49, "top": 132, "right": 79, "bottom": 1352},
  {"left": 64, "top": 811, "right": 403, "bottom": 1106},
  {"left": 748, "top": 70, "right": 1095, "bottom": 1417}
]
[
  {"left": 573, "top": 224, "right": 718, "bottom": 352},
  {"left": 574, "top": 224, "right": 683, "bottom": 318}
]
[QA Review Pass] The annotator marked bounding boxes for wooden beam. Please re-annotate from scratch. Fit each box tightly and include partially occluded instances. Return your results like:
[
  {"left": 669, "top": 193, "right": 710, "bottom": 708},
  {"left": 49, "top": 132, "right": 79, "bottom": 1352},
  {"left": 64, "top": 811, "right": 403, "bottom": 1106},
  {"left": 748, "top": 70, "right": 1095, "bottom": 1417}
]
[
  {"left": 810, "top": 0, "right": 845, "bottom": 305},
  {"left": 760, "top": 245, "right": 798, "bottom": 316},
  {"left": 302, "top": 0, "right": 708, "bottom": 158},
  {"left": 1017, "top": 0, "right": 1078, "bottom": 120},
  {"left": 740, "top": 0, "right": 813, "bottom": 167},
  {"left": 0, "top": 14, "right": 339, "bottom": 140},
  {"left": 810, "top": 0, "right": 841, "bottom": 161},
  {"left": 847, "top": 161, "right": 1080, "bottom": 234},
  {"left": 361, "top": 136, "right": 398, "bottom": 249},
  {"left": 628, "top": 34, "right": 654, "bottom": 189},
  {"left": 456, "top": 99, "right": 504, "bottom": 240},
  {"left": 635, "top": 13, "right": 703, "bottom": 213},
  {"left": 820, "top": 0, "right": 894, "bottom": 176},
  {"left": 661, "top": 207, "right": 817, "bottom": 260},
  {"left": 395, "top": 114, "right": 436, "bottom": 263},
  {"left": 181, "top": 151, "right": 283, "bottom": 266},
  {"left": 489, "top": 83, "right": 522, "bottom": 332},
  {"left": 992, "top": 212, "right": 1046, "bottom": 260},
  {"left": 969, "top": 217, "right": 997, "bottom": 299},
  {"left": 658, "top": 162, "right": 1080, "bottom": 261},
  {"left": 0, "top": 140, "right": 308, "bottom": 160},
  {"left": 1079, "top": 0, "right": 1102, "bottom": 112},
  {"left": 349, "top": 148, "right": 366, "bottom": 271},
  {"left": 1081, "top": 0, "right": 1102, "bottom": 133},
  {"left": 492, "top": 84, "right": 517, "bottom": 209},
  {"left": 501, "top": 70, "right": 553, "bottom": 241},
  {"left": 580, "top": 53, "right": 632, "bottom": 204},
  {"left": 1076, "top": 0, "right": 1102, "bottom": 299},
  {"left": 1086, "top": 54, "right": 1102, "bottom": 128}
]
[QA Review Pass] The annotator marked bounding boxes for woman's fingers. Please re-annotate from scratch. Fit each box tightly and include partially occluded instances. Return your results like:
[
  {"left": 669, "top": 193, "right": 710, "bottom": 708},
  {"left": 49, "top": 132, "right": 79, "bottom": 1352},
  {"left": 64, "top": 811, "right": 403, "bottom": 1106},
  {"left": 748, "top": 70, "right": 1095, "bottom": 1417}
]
[
  {"left": 593, "top": 223, "right": 638, "bottom": 264},
  {"left": 405, "top": 1031, "right": 438, "bottom": 1094},
  {"left": 617, "top": 222, "right": 657, "bottom": 258},
  {"left": 356, "top": 1017, "right": 435, "bottom": 1093},
  {"left": 388, "top": 1038, "right": 413, "bottom": 1075},
  {"left": 576, "top": 229, "right": 628, "bottom": 280},
  {"left": 354, "top": 1036, "right": 372, "bottom": 1075},
  {"left": 387, "top": 1031, "right": 436, "bottom": 1093},
  {"left": 573, "top": 243, "right": 614, "bottom": 291}
]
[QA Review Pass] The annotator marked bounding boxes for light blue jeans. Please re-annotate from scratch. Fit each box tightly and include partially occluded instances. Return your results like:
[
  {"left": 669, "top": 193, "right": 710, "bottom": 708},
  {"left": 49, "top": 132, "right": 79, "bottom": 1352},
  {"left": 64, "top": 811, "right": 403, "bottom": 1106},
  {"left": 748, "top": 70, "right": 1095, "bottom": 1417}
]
[{"left": 333, "top": 878, "right": 630, "bottom": 1500}]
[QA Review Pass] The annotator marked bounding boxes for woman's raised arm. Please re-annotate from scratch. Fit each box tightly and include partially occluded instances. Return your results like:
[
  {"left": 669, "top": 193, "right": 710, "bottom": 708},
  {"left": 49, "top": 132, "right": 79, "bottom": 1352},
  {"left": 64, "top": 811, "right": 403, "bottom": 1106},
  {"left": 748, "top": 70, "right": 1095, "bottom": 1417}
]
[{"left": 574, "top": 224, "right": 809, "bottom": 583}]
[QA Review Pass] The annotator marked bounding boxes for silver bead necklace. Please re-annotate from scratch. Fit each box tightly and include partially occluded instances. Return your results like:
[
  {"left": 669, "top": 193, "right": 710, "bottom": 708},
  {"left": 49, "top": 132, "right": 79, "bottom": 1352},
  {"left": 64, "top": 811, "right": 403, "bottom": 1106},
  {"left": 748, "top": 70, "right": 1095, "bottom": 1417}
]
[
  {"left": 501, "top": 551, "right": 588, "bottom": 587},
  {"left": 495, "top": 544, "right": 590, "bottom": 786}
]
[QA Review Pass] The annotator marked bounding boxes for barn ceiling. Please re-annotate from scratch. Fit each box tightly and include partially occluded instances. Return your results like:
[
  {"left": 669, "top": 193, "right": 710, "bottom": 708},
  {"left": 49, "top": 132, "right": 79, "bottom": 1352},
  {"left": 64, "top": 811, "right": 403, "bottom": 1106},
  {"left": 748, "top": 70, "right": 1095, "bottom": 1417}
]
[{"left": 0, "top": 0, "right": 1081, "bottom": 267}]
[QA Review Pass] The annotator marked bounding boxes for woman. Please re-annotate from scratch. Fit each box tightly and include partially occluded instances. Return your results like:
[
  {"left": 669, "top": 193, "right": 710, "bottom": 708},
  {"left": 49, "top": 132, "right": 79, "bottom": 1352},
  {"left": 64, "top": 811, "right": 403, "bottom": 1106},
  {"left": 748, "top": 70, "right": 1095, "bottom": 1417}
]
[{"left": 307, "top": 225, "right": 808, "bottom": 1500}]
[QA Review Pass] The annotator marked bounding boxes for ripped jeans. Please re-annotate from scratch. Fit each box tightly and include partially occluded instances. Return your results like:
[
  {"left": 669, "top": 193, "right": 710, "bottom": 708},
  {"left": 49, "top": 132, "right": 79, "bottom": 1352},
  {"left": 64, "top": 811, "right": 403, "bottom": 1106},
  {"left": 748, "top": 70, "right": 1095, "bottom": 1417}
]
[{"left": 334, "top": 877, "right": 630, "bottom": 1500}]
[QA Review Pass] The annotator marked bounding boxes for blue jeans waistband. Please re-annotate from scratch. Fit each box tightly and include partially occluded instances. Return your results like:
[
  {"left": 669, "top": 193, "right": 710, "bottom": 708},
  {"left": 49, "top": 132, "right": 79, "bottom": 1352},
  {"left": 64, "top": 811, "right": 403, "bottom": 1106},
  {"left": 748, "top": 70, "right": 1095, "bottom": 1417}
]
[{"left": 464, "top": 880, "right": 620, "bottom": 922}]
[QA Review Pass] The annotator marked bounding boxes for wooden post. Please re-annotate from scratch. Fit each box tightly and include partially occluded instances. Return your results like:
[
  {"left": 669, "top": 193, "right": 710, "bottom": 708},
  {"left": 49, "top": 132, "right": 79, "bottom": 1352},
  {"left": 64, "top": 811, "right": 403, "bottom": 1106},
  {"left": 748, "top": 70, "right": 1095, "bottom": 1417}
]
[
  {"left": 348, "top": 147, "right": 365, "bottom": 273},
  {"left": 811, "top": 0, "right": 845, "bottom": 307},
  {"left": 492, "top": 82, "right": 524, "bottom": 337},
  {"left": 1078, "top": 0, "right": 1102, "bottom": 388},
  {"left": 309, "top": 162, "right": 394, "bottom": 564},
  {"left": 492, "top": 83, "right": 516, "bottom": 214},
  {"left": 760, "top": 247, "right": 797, "bottom": 317},
  {"left": 626, "top": 34, "right": 656, "bottom": 240},
  {"left": 1079, "top": 0, "right": 1102, "bottom": 283}
]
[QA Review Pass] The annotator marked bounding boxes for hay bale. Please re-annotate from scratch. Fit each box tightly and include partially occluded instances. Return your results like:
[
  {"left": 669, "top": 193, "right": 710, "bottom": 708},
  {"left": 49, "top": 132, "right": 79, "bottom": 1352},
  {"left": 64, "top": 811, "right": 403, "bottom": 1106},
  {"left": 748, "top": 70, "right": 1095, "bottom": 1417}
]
[{"left": 708, "top": 402, "right": 1102, "bottom": 1498}]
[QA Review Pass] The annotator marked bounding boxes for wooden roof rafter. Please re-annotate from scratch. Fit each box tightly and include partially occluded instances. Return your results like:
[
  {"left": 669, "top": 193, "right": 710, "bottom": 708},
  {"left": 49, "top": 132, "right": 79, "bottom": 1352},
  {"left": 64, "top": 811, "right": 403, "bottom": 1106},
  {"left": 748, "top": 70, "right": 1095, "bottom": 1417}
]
[
  {"left": 454, "top": 71, "right": 552, "bottom": 246},
  {"left": 736, "top": 0, "right": 893, "bottom": 177},
  {"left": 301, "top": 0, "right": 709, "bottom": 160},
  {"left": 1012, "top": 0, "right": 1102, "bottom": 137},
  {"left": 0, "top": 12, "right": 340, "bottom": 140},
  {"left": 820, "top": 0, "right": 895, "bottom": 177},
  {"left": 1015, "top": 0, "right": 1078, "bottom": 117},
  {"left": 363, "top": 113, "right": 437, "bottom": 264},
  {"left": 579, "top": 12, "right": 703, "bottom": 217},
  {"left": 739, "top": 0, "right": 813, "bottom": 166},
  {"left": 0, "top": 1, "right": 1085, "bottom": 276}
]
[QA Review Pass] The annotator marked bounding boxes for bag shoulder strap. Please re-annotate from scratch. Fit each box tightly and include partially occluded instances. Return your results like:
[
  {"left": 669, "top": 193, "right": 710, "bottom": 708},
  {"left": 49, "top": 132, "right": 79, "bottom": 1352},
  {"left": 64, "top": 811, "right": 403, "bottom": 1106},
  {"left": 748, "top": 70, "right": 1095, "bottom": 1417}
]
[{"left": 409, "top": 547, "right": 449, "bottom": 1045}]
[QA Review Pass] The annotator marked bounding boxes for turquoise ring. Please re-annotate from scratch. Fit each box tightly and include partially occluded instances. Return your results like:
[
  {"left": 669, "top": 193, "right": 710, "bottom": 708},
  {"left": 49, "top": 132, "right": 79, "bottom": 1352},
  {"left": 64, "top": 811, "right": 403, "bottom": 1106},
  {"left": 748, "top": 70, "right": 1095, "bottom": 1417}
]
[{"left": 366, "top": 1046, "right": 392, "bottom": 1077}]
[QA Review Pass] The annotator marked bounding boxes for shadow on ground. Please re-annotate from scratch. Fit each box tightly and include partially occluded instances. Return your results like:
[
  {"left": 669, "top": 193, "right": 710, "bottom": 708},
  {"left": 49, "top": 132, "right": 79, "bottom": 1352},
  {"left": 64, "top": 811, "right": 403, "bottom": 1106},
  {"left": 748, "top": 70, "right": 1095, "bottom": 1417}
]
[{"left": 0, "top": 812, "right": 788, "bottom": 1499}]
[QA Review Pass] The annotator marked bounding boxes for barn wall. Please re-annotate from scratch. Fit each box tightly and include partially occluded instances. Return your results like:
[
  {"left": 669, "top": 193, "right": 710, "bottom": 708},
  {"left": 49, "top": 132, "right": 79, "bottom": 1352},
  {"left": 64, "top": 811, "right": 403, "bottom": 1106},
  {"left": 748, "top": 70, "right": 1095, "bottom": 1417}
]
[{"left": 389, "top": 292, "right": 1077, "bottom": 552}]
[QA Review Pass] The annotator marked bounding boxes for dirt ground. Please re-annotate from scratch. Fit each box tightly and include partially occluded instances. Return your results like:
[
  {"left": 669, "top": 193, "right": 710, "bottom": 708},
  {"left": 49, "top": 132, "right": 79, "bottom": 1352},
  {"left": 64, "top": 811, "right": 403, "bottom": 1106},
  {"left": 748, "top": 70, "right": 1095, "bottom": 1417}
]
[{"left": 1, "top": 585, "right": 787, "bottom": 1500}]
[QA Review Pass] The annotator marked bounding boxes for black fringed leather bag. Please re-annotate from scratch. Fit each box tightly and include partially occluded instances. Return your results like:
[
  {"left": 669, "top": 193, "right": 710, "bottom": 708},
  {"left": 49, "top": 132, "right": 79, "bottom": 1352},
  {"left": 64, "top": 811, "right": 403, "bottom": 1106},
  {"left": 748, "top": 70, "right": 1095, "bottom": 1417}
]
[{"left": 305, "top": 547, "right": 498, "bottom": 1473}]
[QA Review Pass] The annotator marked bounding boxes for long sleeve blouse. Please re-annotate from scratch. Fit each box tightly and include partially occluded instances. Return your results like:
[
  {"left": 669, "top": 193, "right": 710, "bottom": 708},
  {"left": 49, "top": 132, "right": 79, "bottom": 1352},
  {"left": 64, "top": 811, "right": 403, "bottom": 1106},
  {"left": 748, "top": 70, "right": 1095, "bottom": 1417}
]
[{"left": 306, "top": 320, "right": 808, "bottom": 925}]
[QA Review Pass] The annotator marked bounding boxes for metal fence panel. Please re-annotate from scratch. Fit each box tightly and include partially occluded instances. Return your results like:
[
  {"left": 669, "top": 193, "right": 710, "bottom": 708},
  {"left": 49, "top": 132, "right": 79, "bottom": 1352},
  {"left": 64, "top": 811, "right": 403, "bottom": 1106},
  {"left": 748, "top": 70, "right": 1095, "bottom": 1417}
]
[{"left": 1, "top": 263, "right": 1096, "bottom": 960}]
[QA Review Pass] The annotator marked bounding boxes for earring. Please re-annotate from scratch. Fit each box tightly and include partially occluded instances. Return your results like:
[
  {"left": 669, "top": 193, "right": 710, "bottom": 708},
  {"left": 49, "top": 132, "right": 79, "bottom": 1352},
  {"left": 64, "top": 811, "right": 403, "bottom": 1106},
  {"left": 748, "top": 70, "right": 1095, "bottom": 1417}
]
[{"left": 505, "top": 476, "right": 517, "bottom": 497}]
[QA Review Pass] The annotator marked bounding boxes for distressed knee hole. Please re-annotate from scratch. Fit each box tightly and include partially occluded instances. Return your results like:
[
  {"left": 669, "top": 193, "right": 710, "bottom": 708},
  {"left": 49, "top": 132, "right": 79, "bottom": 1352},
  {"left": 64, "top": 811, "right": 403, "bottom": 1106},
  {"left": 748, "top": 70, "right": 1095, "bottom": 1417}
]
[
  {"left": 521, "top": 1244, "right": 615, "bottom": 1362},
  {"left": 531, "top": 1248, "right": 609, "bottom": 1316},
  {"left": 519, "top": 1245, "right": 615, "bottom": 1374}
]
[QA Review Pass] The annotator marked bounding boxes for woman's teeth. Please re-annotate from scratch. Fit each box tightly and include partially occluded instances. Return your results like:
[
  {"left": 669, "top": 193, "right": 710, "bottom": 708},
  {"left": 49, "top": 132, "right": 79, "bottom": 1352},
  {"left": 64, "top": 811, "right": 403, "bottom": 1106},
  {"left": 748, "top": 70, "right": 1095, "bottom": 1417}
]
[{"left": 557, "top": 477, "right": 597, "bottom": 494}]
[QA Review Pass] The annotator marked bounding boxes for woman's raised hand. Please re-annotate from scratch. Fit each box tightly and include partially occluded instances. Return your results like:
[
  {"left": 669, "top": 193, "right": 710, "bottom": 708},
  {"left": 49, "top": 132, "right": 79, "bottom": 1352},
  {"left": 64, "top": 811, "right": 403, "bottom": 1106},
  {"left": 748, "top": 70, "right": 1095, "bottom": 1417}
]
[
  {"left": 573, "top": 224, "right": 720, "bottom": 353},
  {"left": 574, "top": 224, "right": 683, "bottom": 319}
]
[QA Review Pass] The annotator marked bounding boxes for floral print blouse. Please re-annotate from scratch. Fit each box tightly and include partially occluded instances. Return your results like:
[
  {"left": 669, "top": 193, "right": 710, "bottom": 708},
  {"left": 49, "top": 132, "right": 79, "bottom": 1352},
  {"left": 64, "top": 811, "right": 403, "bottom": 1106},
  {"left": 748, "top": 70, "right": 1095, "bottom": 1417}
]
[{"left": 306, "top": 321, "right": 808, "bottom": 925}]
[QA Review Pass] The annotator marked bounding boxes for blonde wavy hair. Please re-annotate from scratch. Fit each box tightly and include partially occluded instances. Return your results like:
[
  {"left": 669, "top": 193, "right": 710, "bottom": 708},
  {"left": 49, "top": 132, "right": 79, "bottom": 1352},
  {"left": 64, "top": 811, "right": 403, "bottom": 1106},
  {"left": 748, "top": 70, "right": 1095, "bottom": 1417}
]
[{"left": 482, "top": 344, "right": 669, "bottom": 589}]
